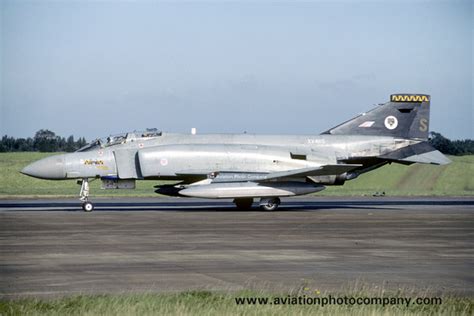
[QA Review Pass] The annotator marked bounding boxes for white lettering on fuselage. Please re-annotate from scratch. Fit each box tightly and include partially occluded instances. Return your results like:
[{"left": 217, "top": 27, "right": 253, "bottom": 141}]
[{"left": 307, "top": 139, "right": 326, "bottom": 144}]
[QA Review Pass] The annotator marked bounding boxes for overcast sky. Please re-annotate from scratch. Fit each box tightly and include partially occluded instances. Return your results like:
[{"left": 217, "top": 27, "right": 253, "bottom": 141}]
[{"left": 1, "top": 0, "right": 472, "bottom": 141}]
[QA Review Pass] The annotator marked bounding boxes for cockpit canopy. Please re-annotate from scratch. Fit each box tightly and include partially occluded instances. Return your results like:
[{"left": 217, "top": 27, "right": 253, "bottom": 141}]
[{"left": 76, "top": 128, "right": 162, "bottom": 152}]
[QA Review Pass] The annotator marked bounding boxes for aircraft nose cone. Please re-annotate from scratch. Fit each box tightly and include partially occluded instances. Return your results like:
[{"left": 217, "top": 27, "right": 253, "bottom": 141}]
[{"left": 21, "top": 155, "right": 66, "bottom": 179}]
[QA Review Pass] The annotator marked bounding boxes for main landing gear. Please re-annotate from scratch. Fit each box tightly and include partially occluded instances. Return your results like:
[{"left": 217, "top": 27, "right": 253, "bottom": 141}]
[
  {"left": 259, "top": 197, "right": 281, "bottom": 211},
  {"left": 79, "top": 178, "right": 94, "bottom": 212},
  {"left": 233, "top": 197, "right": 281, "bottom": 211},
  {"left": 233, "top": 198, "right": 254, "bottom": 210}
]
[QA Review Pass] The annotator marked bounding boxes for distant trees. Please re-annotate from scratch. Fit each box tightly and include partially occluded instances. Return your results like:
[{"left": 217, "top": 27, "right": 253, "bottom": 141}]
[
  {"left": 34, "top": 129, "right": 58, "bottom": 152},
  {"left": 0, "top": 130, "right": 472, "bottom": 155},
  {"left": 429, "top": 132, "right": 474, "bottom": 156},
  {"left": 65, "top": 135, "right": 76, "bottom": 152},
  {"left": 0, "top": 130, "right": 87, "bottom": 152}
]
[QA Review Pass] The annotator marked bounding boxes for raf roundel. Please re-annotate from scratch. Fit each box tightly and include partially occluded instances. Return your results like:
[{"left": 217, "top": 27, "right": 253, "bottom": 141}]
[
  {"left": 160, "top": 158, "right": 168, "bottom": 166},
  {"left": 384, "top": 116, "right": 398, "bottom": 130}
]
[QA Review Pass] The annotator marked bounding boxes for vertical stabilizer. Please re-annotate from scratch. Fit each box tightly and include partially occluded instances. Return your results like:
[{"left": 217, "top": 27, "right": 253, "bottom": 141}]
[{"left": 323, "top": 94, "right": 431, "bottom": 140}]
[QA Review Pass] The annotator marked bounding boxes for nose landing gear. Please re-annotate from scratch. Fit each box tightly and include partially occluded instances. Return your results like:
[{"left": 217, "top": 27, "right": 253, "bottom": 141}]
[
  {"left": 79, "top": 178, "right": 94, "bottom": 212},
  {"left": 82, "top": 201, "right": 94, "bottom": 212}
]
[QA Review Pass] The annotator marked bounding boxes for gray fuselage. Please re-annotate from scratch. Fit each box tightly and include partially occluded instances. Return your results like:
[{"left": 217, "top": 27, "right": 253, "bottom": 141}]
[{"left": 49, "top": 133, "right": 415, "bottom": 181}]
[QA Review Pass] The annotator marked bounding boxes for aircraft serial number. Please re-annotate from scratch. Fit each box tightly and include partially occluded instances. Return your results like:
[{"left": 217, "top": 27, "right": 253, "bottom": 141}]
[{"left": 307, "top": 139, "right": 326, "bottom": 144}]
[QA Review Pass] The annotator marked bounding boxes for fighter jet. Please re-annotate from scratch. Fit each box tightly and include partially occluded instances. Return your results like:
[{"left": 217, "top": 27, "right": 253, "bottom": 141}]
[{"left": 21, "top": 94, "right": 450, "bottom": 211}]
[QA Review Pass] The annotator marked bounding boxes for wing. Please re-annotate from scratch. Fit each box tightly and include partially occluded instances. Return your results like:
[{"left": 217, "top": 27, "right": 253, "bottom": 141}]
[{"left": 176, "top": 164, "right": 362, "bottom": 183}]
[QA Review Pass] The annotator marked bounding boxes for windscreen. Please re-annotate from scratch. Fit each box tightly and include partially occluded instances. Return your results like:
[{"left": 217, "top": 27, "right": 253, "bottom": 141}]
[{"left": 75, "top": 129, "right": 162, "bottom": 152}]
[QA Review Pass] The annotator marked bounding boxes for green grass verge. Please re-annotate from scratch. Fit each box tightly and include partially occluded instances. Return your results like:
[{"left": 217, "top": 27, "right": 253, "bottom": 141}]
[
  {"left": 323, "top": 155, "right": 474, "bottom": 196},
  {"left": 1, "top": 290, "right": 473, "bottom": 316},
  {"left": 0, "top": 152, "right": 472, "bottom": 198}
]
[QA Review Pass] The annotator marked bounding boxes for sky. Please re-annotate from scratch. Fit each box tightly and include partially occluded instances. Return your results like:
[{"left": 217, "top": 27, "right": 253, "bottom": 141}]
[{"left": 1, "top": 0, "right": 472, "bottom": 141}]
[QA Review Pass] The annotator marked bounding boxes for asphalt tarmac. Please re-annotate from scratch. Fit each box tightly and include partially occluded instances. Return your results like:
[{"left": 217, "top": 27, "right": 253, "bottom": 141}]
[{"left": 0, "top": 197, "right": 473, "bottom": 298}]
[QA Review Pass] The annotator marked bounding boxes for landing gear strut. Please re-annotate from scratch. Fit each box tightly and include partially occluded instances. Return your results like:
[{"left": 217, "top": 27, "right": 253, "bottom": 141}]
[
  {"left": 259, "top": 197, "right": 281, "bottom": 211},
  {"left": 79, "top": 178, "right": 94, "bottom": 212},
  {"left": 233, "top": 198, "right": 253, "bottom": 210}
]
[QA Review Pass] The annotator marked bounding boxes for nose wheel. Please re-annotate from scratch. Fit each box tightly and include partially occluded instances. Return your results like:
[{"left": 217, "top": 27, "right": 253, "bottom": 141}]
[
  {"left": 259, "top": 197, "right": 281, "bottom": 211},
  {"left": 82, "top": 201, "right": 94, "bottom": 212},
  {"left": 79, "top": 178, "right": 94, "bottom": 212}
]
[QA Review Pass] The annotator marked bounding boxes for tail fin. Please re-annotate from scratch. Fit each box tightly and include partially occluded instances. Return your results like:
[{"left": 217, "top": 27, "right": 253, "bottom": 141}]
[{"left": 323, "top": 94, "right": 430, "bottom": 140}]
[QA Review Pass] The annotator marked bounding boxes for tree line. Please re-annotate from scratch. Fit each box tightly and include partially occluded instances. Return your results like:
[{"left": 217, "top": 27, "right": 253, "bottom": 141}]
[
  {"left": 428, "top": 132, "right": 474, "bottom": 156},
  {"left": 0, "top": 129, "right": 472, "bottom": 155},
  {"left": 0, "top": 129, "right": 87, "bottom": 152}
]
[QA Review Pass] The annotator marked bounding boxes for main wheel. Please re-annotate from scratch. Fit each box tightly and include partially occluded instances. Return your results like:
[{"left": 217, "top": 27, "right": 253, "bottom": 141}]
[
  {"left": 260, "top": 197, "right": 280, "bottom": 211},
  {"left": 234, "top": 198, "right": 253, "bottom": 210},
  {"left": 82, "top": 201, "right": 94, "bottom": 212}
]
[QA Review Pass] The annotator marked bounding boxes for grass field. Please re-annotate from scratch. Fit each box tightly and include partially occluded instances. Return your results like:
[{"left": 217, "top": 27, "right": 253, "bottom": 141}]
[
  {"left": 1, "top": 290, "right": 473, "bottom": 316},
  {"left": 0, "top": 152, "right": 472, "bottom": 198},
  {"left": 323, "top": 154, "right": 474, "bottom": 196}
]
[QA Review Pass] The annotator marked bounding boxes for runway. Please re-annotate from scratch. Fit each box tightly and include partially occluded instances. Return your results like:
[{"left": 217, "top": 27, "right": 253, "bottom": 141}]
[{"left": 1, "top": 197, "right": 473, "bottom": 298}]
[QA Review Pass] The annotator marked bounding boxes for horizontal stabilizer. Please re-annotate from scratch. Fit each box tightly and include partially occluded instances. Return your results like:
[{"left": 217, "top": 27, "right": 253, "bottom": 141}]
[
  {"left": 379, "top": 142, "right": 451, "bottom": 165},
  {"left": 398, "top": 150, "right": 451, "bottom": 165}
]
